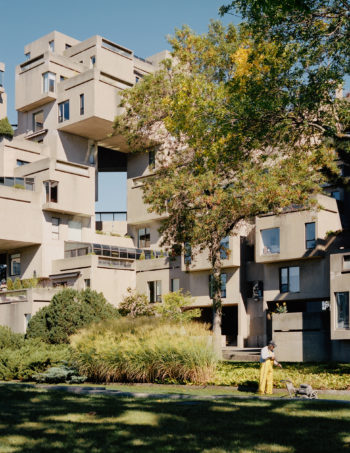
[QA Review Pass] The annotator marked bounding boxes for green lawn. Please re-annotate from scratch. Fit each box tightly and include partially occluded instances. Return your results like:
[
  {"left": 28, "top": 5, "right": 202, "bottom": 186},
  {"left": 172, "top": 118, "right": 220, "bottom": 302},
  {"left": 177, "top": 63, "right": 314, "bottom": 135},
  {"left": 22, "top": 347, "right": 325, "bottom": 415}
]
[{"left": 0, "top": 385, "right": 349, "bottom": 452}]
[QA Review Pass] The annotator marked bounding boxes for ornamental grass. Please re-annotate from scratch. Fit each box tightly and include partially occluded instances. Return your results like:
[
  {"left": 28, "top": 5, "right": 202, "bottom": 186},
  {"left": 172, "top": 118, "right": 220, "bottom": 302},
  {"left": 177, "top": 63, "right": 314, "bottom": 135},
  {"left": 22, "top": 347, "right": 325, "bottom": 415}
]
[{"left": 70, "top": 317, "right": 217, "bottom": 384}]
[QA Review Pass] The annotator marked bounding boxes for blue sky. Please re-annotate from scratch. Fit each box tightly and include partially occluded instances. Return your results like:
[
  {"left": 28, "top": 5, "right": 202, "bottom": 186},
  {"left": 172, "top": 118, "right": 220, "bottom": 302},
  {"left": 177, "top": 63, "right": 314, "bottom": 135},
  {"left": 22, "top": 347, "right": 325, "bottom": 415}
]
[{"left": 0, "top": 0, "right": 234, "bottom": 212}]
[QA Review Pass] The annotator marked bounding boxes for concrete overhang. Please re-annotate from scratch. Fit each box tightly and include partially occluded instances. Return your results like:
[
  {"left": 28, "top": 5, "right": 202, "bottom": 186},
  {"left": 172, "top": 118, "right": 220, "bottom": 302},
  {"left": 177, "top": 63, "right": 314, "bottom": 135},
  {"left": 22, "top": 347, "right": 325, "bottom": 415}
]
[
  {"left": 0, "top": 239, "right": 40, "bottom": 251},
  {"left": 42, "top": 202, "right": 93, "bottom": 218},
  {"left": 17, "top": 94, "right": 56, "bottom": 113}
]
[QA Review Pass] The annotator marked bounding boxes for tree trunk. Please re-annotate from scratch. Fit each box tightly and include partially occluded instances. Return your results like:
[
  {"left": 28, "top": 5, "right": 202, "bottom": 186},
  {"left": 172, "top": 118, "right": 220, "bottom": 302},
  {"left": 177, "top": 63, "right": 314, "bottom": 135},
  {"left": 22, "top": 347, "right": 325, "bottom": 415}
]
[{"left": 211, "top": 249, "right": 223, "bottom": 359}]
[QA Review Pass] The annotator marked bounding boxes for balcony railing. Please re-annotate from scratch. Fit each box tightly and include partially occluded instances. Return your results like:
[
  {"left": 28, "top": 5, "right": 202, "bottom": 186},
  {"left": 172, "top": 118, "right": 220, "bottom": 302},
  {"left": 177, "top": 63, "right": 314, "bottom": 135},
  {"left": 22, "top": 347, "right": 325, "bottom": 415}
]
[
  {"left": 0, "top": 177, "right": 35, "bottom": 191},
  {"left": 95, "top": 211, "right": 127, "bottom": 221},
  {"left": 64, "top": 242, "right": 167, "bottom": 260}
]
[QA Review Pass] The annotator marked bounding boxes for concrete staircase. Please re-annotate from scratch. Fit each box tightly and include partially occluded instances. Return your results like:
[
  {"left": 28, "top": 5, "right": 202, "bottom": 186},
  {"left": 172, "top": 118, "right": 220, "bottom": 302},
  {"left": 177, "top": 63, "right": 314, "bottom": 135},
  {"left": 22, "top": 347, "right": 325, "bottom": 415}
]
[{"left": 222, "top": 347, "right": 260, "bottom": 362}]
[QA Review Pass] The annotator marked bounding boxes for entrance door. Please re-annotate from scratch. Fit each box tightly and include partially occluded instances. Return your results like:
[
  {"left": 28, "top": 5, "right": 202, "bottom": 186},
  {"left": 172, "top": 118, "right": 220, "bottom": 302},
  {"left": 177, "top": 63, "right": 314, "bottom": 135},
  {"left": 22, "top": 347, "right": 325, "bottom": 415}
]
[
  {"left": 0, "top": 254, "right": 7, "bottom": 283},
  {"left": 222, "top": 306, "right": 238, "bottom": 346}
]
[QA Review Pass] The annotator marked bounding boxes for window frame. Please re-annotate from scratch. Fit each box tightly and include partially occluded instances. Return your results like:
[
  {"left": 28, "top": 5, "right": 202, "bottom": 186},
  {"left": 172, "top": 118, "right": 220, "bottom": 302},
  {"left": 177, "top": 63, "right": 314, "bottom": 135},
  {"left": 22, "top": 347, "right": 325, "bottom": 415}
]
[
  {"left": 58, "top": 100, "right": 69, "bottom": 123},
  {"left": 9, "top": 253, "right": 21, "bottom": 276},
  {"left": 335, "top": 292, "right": 350, "bottom": 329},
  {"left": 171, "top": 278, "right": 180, "bottom": 292},
  {"left": 261, "top": 228, "right": 280, "bottom": 255},
  {"left": 279, "top": 266, "right": 300, "bottom": 293},
  {"left": 138, "top": 227, "right": 150, "bottom": 248},
  {"left": 80, "top": 93, "right": 85, "bottom": 115},
  {"left": 148, "top": 280, "right": 162, "bottom": 303},
  {"left": 44, "top": 180, "right": 58, "bottom": 203},
  {"left": 42, "top": 71, "right": 56, "bottom": 94},
  {"left": 305, "top": 222, "right": 316, "bottom": 250},
  {"left": 33, "top": 110, "right": 44, "bottom": 132},
  {"left": 209, "top": 273, "right": 227, "bottom": 299}
]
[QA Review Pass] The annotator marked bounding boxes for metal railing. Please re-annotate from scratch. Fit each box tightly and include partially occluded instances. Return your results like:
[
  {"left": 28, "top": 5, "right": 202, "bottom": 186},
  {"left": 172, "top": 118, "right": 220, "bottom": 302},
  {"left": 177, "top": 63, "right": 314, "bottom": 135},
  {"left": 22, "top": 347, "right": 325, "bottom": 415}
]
[
  {"left": 95, "top": 211, "right": 127, "bottom": 221},
  {"left": 0, "top": 177, "right": 35, "bottom": 191}
]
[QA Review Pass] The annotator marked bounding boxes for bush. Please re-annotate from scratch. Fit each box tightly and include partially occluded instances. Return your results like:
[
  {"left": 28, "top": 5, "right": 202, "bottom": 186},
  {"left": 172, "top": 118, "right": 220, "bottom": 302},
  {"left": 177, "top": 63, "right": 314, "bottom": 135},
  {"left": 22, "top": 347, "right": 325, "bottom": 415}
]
[
  {"left": 6, "top": 278, "right": 13, "bottom": 290},
  {"left": 156, "top": 290, "right": 201, "bottom": 323},
  {"left": 0, "top": 338, "right": 70, "bottom": 381},
  {"left": 26, "top": 288, "right": 119, "bottom": 344},
  {"left": 119, "top": 287, "right": 155, "bottom": 317},
  {"left": 0, "top": 117, "right": 14, "bottom": 139},
  {"left": 71, "top": 317, "right": 217, "bottom": 384},
  {"left": 33, "top": 364, "right": 86, "bottom": 384},
  {"left": 13, "top": 278, "right": 22, "bottom": 290},
  {"left": 0, "top": 325, "right": 25, "bottom": 350}
]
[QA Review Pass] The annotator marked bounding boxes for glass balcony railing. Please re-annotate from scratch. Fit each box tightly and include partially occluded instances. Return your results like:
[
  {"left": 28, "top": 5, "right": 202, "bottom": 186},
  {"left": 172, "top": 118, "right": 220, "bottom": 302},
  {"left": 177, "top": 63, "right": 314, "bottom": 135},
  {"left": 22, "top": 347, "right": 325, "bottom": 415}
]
[
  {"left": 64, "top": 242, "right": 167, "bottom": 261},
  {"left": 0, "top": 177, "right": 35, "bottom": 191}
]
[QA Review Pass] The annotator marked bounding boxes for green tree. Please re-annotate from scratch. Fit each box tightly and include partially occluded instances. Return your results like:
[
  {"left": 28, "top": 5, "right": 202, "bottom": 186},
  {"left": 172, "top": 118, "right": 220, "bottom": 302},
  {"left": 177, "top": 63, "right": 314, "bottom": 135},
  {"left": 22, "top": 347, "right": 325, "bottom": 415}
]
[
  {"left": 118, "top": 287, "right": 155, "bottom": 318},
  {"left": 26, "top": 288, "right": 119, "bottom": 344},
  {"left": 155, "top": 291, "right": 201, "bottom": 323},
  {"left": 113, "top": 22, "right": 336, "bottom": 356},
  {"left": 0, "top": 117, "right": 14, "bottom": 139}
]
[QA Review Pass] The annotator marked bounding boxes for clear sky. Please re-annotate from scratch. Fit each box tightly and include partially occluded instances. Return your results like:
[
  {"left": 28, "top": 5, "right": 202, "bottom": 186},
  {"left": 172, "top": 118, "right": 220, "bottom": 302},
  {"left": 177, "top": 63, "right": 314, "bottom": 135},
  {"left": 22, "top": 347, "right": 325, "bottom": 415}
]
[{"left": 0, "top": 0, "right": 235, "bottom": 212}]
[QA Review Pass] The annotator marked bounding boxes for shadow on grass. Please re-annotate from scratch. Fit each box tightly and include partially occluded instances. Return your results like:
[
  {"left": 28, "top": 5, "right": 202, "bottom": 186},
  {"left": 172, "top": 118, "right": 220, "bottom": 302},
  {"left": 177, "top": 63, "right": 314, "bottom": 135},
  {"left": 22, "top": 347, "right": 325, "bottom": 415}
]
[{"left": 0, "top": 384, "right": 349, "bottom": 452}]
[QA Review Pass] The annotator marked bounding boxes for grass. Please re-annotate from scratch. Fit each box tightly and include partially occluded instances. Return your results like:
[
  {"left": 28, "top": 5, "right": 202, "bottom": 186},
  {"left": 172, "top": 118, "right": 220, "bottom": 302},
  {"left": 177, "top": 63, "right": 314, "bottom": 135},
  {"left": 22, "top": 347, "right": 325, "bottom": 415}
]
[{"left": 0, "top": 384, "right": 349, "bottom": 452}]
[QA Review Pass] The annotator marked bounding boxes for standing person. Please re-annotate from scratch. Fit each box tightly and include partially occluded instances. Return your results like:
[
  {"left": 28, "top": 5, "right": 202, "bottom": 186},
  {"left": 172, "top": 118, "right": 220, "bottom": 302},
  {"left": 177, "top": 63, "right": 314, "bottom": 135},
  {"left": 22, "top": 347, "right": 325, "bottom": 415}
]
[{"left": 259, "top": 340, "right": 282, "bottom": 395}]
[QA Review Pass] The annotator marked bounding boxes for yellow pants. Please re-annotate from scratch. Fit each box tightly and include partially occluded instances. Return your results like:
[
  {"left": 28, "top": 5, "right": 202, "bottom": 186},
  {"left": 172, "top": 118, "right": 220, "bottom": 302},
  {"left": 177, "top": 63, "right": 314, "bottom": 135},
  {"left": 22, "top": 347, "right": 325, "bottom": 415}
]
[{"left": 259, "top": 359, "right": 273, "bottom": 395}]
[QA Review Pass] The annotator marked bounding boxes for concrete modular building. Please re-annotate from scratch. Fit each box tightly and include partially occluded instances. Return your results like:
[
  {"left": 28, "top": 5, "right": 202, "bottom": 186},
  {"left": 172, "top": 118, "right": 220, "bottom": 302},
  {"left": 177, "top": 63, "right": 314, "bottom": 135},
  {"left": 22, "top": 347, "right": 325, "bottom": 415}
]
[{"left": 0, "top": 31, "right": 349, "bottom": 360}]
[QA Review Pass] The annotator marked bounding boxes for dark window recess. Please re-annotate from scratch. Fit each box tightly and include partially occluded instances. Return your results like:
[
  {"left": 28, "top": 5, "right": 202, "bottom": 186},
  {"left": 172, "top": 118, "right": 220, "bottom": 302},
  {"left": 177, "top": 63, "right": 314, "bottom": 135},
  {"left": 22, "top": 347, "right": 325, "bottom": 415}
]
[
  {"left": 44, "top": 181, "right": 58, "bottom": 203},
  {"left": 148, "top": 281, "right": 161, "bottom": 303},
  {"left": 148, "top": 149, "right": 156, "bottom": 168},
  {"left": 305, "top": 222, "right": 316, "bottom": 249},
  {"left": 16, "top": 160, "right": 29, "bottom": 166},
  {"left": 80, "top": 94, "right": 84, "bottom": 115},
  {"left": 280, "top": 267, "right": 300, "bottom": 293},
  {"left": 209, "top": 274, "right": 227, "bottom": 299},
  {"left": 138, "top": 228, "right": 150, "bottom": 248},
  {"left": 184, "top": 243, "right": 192, "bottom": 265},
  {"left": 247, "top": 281, "right": 263, "bottom": 300},
  {"left": 58, "top": 100, "right": 69, "bottom": 123},
  {"left": 33, "top": 111, "right": 44, "bottom": 132}
]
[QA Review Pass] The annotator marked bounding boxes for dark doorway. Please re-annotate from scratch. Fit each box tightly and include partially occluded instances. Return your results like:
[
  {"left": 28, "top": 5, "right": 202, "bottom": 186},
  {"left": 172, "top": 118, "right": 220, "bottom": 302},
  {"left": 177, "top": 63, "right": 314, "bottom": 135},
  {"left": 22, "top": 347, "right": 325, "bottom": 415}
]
[
  {"left": 0, "top": 254, "right": 7, "bottom": 282},
  {"left": 196, "top": 305, "right": 238, "bottom": 346}
]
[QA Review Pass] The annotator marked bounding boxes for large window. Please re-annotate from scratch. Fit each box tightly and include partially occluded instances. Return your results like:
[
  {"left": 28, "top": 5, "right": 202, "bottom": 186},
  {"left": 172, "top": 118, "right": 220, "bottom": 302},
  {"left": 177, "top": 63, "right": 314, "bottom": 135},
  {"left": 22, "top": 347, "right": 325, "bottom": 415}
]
[
  {"left": 280, "top": 266, "right": 300, "bottom": 293},
  {"left": 42, "top": 72, "right": 55, "bottom": 93},
  {"left": 44, "top": 180, "right": 58, "bottom": 203},
  {"left": 335, "top": 292, "right": 349, "bottom": 329},
  {"left": 58, "top": 100, "right": 69, "bottom": 123},
  {"left": 10, "top": 254, "right": 20, "bottom": 276},
  {"left": 305, "top": 222, "right": 316, "bottom": 249},
  {"left": 209, "top": 273, "right": 227, "bottom": 299},
  {"left": 261, "top": 228, "right": 280, "bottom": 255},
  {"left": 33, "top": 111, "right": 44, "bottom": 132},
  {"left": 220, "top": 236, "right": 230, "bottom": 259},
  {"left": 148, "top": 280, "right": 161, "bottom": 303},
  {"left": 138, "top": 228, "right": 150, "bottom": 248}
]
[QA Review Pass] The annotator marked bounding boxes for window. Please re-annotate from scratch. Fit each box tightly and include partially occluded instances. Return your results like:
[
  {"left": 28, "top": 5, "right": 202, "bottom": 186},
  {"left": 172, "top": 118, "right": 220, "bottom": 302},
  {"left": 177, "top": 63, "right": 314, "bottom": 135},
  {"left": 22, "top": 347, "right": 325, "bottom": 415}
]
[
  {"left": 148, "top": 149, "right": 156, "bottom": 168},
  {"left": 60, "top": 75, "right": 67, "bottom": 82},
  {"left": 84, "top": 279, "right": 91, "bottom": 288},
  {"left": 16, "top": 160, "right": 29, "bottom": 166},
  {"left": 10, "top": 254, "right": 20, "bottom": 276},
  {"left": 209, "top": 274, "right": 227, "bottom": 299},
  {"left": 343, "top": 255, "right": 350, "bottom": 271},
  {"left": 88, "top": 143, "right": 95, "bottom": 165},
  {"left": 148, "top": 281, "right": 161, "bottom": 303},
  {"left": 220, "top": 236, "right": 230, "bottom": 259},
  {"left": 0, "top": 70, "right": 3, "bottom": 87},
  {"left": 68, "top": 220, "right": 82, "bottom": 242},
  {"left": 261, "top": 228, "right": 280, "bottom": 254},
  {"left": 280, "top": 266, "right": 300, "bottom": 293},
  {"left": 52, "top": 217, "right": 59, "bottom": 240},
  {"left": 135, "top": 76, "right": 140, "bottom": 83},
  {"left": 58, "top": 100, "right": 69, "bottom": 123},
  {"left": 24, "top": 314, "right": 32, "bottom": 331},
  {"left": 331, "top": 190, "right": 341, "bottom": 201},
  {"left": 49, "top": 40, "right": 55, "bottom": 52},
  {"left": 305, "top": 222, "right": 316, "bottom": 249},
  {"left": 44, "top": 180, "right": 58, "bottom": 203},
  {"left": 25, "top": 52, "right": 31, "bottom": 61},
  {"left": 184, "top": 243, "right": 192, "bottom": 265},
  {"left": 33, "top": 110, "right": 44, "bottom": 132},
  {"left": 171, "top": 278, "right": 180, "bottom": 292},
  {"left": 138, "top": 228, "right": 150, "bottom": 248},
  {"left": 80, "top": 94, "right": 84, "bottom": 115},
  {"left": 335, "top": 292, "right": 349, "bottom": 329},
  {"left": 65, "top": 44, "right": 72, "bottom": 49},
  {"left": 90, "top": 55, "right": 96, "bottom": 67},
  {"left": 42, "top": 72, "right": 55, "bottom": 93}
]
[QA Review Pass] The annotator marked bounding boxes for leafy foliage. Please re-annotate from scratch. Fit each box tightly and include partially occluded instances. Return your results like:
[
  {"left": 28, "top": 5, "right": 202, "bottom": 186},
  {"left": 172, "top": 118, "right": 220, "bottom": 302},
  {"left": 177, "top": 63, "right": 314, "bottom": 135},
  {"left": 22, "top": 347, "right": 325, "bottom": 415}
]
[
  {"left": 118, "top": 287, "right": 155, "bottom": 317},
  {"left": 0, "top": 325, "right": 25, "bottom": 350},
  {"left": 26, "top": 288, "right": 119, "bottom": 344},
  {"left": 0, "top": 117, "right": 14, "bottom": 138},
  {"left": 155, "top": 290, "right": 201, "bottom": 323},
  {"left": 0, "top": 338, "right": 70, "bottom": 381},
  {"left": 71, "top": 317, "right": 217, "bottom": 384}
]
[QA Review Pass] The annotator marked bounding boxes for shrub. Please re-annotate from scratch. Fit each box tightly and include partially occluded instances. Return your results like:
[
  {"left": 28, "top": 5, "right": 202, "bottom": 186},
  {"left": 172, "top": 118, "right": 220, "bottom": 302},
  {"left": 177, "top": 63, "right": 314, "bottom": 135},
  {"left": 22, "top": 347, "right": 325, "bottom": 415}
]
[
  {"left": 0, "top": 338, "right": 70, "bottom": 381},
  {"left": 33, "top": 364, "right": 86, "bottom": 384},
  {"left": 119, "top": 287, "right": 155, "bottom": 317},
  {"left": 71, "top": 317, "right": 217, "bottom": 384},
  {"left": 6, "top": 278, "right": 13, "bottom": 290},
  {"left": 26, "top": 288, "right": 119, "bottom": 344},
  {"left": 0, "top": 117, "right": 14, "bottom": 139},
  {"left": 0, "top": 325, "right": 25, "bottom": 350},
  {"left": 156, "top": 290, "right": 201, "bottom": 323},
  {"left": 13, "top": 278, "right": 22, "bottom": 290}
]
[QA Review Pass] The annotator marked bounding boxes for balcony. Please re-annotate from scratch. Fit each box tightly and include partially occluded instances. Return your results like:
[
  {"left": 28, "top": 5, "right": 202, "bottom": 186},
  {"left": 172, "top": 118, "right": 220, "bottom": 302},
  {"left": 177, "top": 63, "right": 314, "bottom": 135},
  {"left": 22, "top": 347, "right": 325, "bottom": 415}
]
[{"left": 255, "top": 195, "right": 341, "bottom": 263}]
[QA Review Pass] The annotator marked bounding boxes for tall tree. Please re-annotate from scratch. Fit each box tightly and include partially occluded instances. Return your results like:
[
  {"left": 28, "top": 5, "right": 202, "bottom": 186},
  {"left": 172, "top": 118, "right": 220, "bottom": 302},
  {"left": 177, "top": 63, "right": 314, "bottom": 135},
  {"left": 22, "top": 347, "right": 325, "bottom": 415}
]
[{"left": 114, "top": 22, "right": 337, "bottom": 356}]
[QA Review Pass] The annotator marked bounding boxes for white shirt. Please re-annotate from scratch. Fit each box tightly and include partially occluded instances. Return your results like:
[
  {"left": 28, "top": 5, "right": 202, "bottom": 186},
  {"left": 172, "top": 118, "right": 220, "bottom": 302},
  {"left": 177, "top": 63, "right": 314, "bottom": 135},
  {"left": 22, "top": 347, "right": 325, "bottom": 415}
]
[{"left": 260, "top": 346, "right": 278, "bottom": 365}]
